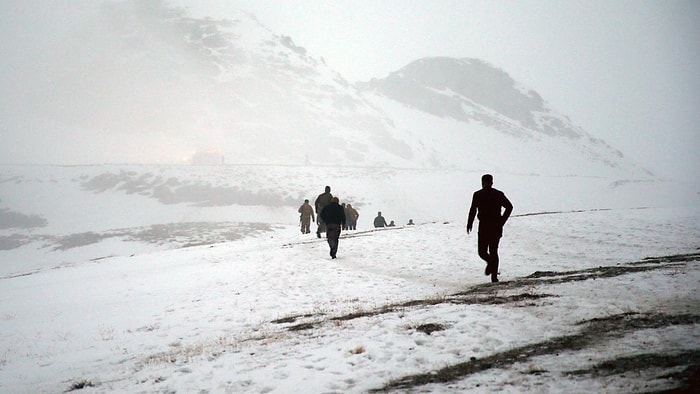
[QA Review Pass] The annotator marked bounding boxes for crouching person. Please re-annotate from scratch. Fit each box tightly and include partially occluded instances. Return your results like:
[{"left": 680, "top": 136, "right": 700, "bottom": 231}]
[{"left": 320, "top": 197, "right": 346, "bottom": 259}]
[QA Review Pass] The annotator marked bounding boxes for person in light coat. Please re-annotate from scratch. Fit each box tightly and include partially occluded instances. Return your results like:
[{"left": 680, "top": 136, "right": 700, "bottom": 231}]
[{"left": 298, "top": 199, "right": 315, "bottom": 234}]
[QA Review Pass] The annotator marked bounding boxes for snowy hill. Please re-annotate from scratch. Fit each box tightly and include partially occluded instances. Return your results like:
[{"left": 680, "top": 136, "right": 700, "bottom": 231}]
[
  {"left": 1, "top": 197, "right": 698, "bottom": 392},
  {"left": 2, "top": 2, "right": 408, "bottom": 167},
  {"left": 3, "top": 1, "right": 651, "bottom": 178},
  {"left": 0, "top": 162, "right": 694, "bottom": 279},
  {"left": 357, "top": 57, "right": 647, "bottom": 176}
]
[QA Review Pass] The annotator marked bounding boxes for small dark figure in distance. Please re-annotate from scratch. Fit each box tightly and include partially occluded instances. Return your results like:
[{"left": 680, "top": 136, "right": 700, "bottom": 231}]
[
  {"left": 298, "top": 199, "right": 315, "bottom": 234},
  {"left": 467, "top": 174, "right": 513, "bottom": 283},
  {"left": 314, "top": 186, "right": 333, "bottom": 238},
  {"left": 407, "top": 219, "right": 415, "bottom": 225},
  {"left": 373, "top": 211, "right": 388, "bottom": 228},
  {"left": 320, "top": 197, "right": 346, "bottom": 259},
  {"left": 387, "top": 220, "right": 396, "bottom": 227}
]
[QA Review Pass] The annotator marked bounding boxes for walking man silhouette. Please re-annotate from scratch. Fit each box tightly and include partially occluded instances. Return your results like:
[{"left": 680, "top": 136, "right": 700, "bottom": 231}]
[
  {"left": 467, "top": 174, "right": 513, "bottom": 283},
  {"left": 314, "top": 186, "right": 333, "bottom": 238},
  {"left": 320, "top": 197, "right": 346, "bottom": 259}
]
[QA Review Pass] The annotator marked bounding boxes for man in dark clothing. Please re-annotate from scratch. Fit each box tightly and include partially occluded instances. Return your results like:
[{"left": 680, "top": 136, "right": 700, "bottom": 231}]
[
  {"left": 467, "top": 174, "right": 513, "bottom": 283},
  {"left": 320, "top": 197, "right": 346, "bottom": 259},
  {"left": 314, "top": 186, "right": 333, "bottom": 238}
]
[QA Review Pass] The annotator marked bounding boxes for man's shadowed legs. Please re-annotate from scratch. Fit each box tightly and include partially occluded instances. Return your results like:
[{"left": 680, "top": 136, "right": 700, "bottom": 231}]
[{"left": 478, "top": 233, "right": 500, "bottom": 282}]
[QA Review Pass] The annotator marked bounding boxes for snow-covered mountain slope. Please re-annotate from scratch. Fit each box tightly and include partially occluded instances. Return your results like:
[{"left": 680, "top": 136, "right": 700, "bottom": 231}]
[
  {"left": 3, "top": 1, "right": 650, "bottom": 178},
  {"left": 358, "top": 57, "right": 649, "bottom": 176},
  {"left": 2, "top": 2, "right": 406, "bottom": 167}
]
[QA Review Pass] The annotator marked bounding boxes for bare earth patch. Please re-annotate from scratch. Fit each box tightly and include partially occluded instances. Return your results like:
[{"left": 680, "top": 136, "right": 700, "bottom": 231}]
[{"left": 268, "top": 252, "right": 700, "bottom": 393}]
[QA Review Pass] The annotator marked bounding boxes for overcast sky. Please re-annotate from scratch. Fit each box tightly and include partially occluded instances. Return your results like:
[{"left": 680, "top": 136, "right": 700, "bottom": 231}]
[{"left": 176, "top": 0, "right": 700, "bottom": 180}]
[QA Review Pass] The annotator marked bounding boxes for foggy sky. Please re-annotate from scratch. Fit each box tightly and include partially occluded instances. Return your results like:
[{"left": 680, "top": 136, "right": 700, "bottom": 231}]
[
  {"left": 178, "top": 0, "right": 700, "bottom": 180},
  {"left": 0, "top": 1, "right": 226, "bottom": 164},
  {"left": 1, "top": 1, "right": 698, "bottom": 181}
]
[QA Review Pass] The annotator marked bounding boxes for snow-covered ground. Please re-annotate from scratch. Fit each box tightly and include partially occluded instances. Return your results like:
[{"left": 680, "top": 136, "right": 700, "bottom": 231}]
[{"left": 1, "top": 165, "right": 699, "bottom": 393}]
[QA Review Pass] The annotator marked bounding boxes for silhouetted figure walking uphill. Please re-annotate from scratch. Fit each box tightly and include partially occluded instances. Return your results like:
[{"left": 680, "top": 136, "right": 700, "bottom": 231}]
[
  {"left": 320, "top": 197, "right": 346, "bottom": 259},
  {"left": 467, "top": 174, "right": 513, "bottom": 283},
  {"left": 314, "top": 186, "right": 333, "bottom": 238}
]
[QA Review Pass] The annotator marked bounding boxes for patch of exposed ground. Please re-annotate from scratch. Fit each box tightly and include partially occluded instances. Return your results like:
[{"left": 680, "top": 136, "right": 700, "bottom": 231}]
[
  {"left": 372, "top": 312, "right": 700, "bottom": 392},
  {"left": 121, "top": 253, "right": 698, "bottom": 392},
  {"left": 0, "top": 208, "right": 47, "bottom": 230},
  {"left": 274, "top": 253, "right": 699, "bottom": 332},
  {"left": 0, "top": 222, "right": 275, "bottom": 252},
  {"left": 566, "top": 338, "right": 700, "bottom": 394},
  {"left": 266, "top": 252, "right": 700, "bottom": 392},
  {"left": 80, "top": 171, "right": 297, "bottom": 207}
]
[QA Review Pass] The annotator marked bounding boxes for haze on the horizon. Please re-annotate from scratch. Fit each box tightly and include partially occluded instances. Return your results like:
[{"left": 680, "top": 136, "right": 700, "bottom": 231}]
[
  {"left": 1, "top": 0, "right": 698, "bottom": 182},
  {"left": 0, "top": 1, "right": 223, "bottom": 165}
]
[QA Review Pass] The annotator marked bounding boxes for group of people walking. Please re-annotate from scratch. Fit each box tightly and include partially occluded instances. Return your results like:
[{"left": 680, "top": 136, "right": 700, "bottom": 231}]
[
  {"left": 297, "top": 186, "right": 360, "bottom": 236},
  {"left": 298, "top": 174, "right": 512, "bottom": 283},
  {"left": 297, "top": 186, "right": 359, "bottom": 259}
]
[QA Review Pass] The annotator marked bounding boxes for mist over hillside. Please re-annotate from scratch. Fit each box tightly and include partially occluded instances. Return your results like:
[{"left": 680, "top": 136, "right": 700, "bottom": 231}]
[{"left": 0, "top": 0, "right": 653, "bottom": 179}]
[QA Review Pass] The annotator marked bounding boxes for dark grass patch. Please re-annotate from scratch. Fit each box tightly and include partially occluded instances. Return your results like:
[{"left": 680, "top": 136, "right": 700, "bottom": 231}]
[
  {"left": 455, "top": 253, "right": 699, "bottom": 297},
  {"left": 65, "top": 379, "right": 94, "bottom": 391},
  {"left": 330, "top": 305, "right": 396, "bottom": 322},
  {"left": 568, "top": 349, "right": 700, "bottom": 377},
  {"left": 4, "top": 222, "right": 276, "bottom": 252},
  {"left": 277, "top": 253, "right": 697, "bottom": 335},
  {"left": 282, "top": 293, "right": 556, "bottom": 332},
  {"left": 635, "top": 253, "right": 700, "bottom": 265},
  {"left": 525, "top": 264, "right": 684, "bottom": 283},
  {"left": 570, "top": 351, "right": 700, "bottom": 394},
  {"left": 371, "top": 313, "right": 700, "bottom": 392},
  {"left": 80, "top": 171, "right": 298, "bottom": 207},
  {"left": 271, "top": 313, "right": 317, "bottom": 324},
  {"left": 287, "top": 322, "right": 317, "bottom": 332},
  {"left": 415, "top": 323, "right": 446, "bottom": 335},
  {"left": 0, "top": 234, "right": 31, "bottom": 250},
  {"left": 651, "top": 365, "right": 700, "bottom": 394},
  {"left": 449, "top": 293, "right": 553, "bottom": 305},
  {"left": 0, "top": 208, "right": 47, "bottom": 229}
]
